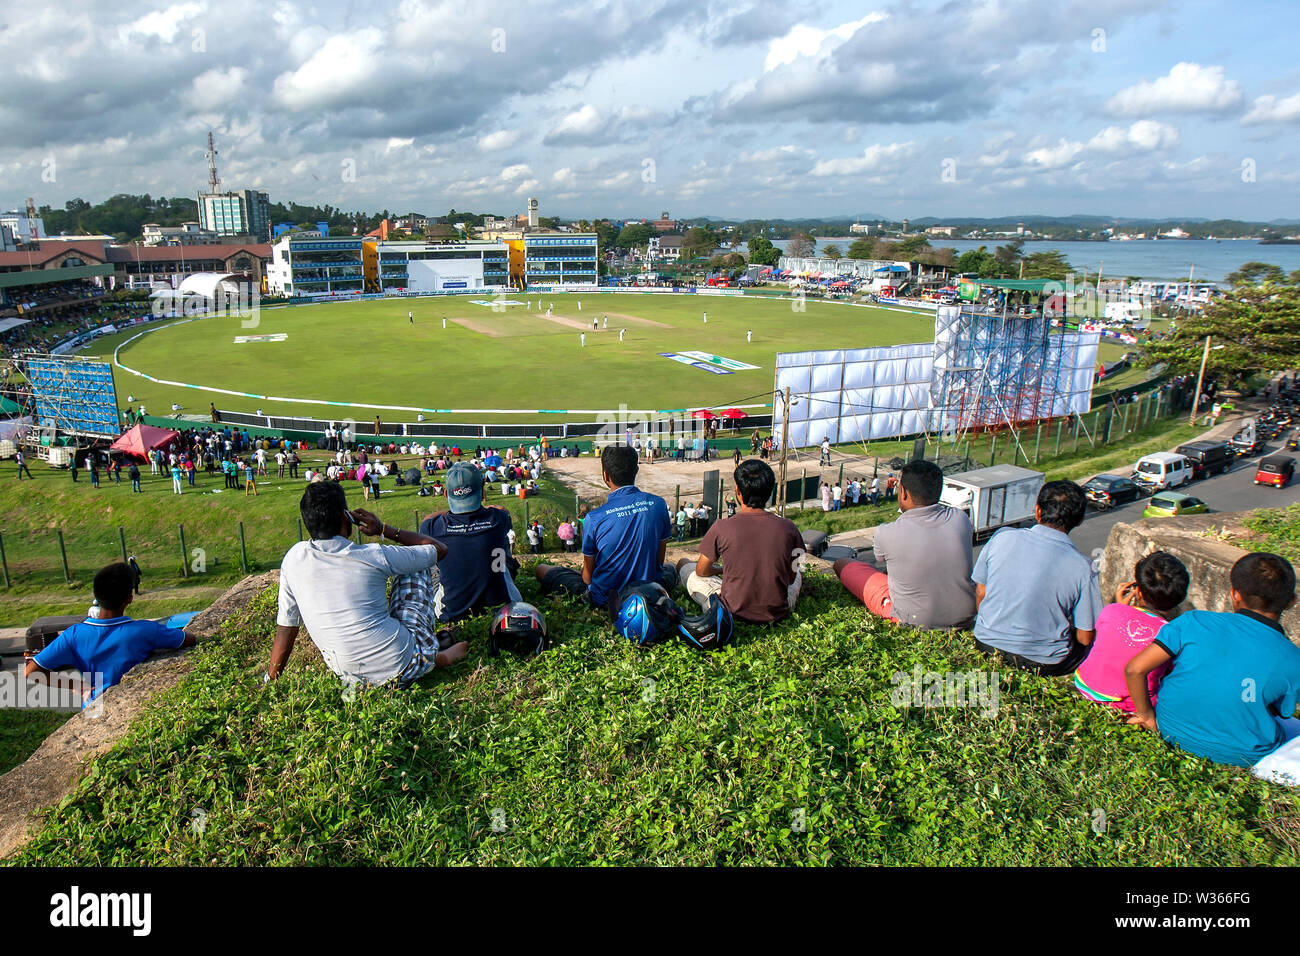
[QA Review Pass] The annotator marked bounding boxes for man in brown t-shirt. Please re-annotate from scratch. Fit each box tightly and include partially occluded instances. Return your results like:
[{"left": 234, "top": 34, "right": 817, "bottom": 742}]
[{"left": 676, "top": 459, "right": 803, "bottom": 624}]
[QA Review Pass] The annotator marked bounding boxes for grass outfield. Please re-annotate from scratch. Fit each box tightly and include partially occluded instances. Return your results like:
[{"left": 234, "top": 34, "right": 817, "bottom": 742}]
[
  {"left": 80, "top": 294, "right": 938, "bottom": 423},
  {"left": 80, "top": 292, "right": 1131, "bottom": 427}
]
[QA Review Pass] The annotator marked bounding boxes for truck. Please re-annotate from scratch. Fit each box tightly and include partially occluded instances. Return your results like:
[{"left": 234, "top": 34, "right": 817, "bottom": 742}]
[{"left": 939, "top": 464, "right": 1045, "bottom": 542}]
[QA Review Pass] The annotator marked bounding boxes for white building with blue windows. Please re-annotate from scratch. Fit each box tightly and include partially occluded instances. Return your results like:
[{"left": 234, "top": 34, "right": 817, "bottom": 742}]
[
  {"left": 376, "top": 240, "right": 509, "bottom": 293},
  {"left": 523, "top": 233, "right": 598, "bottom": 289},
  {"left": 266, "top": 236, "right": 365, "bottom": 296}
]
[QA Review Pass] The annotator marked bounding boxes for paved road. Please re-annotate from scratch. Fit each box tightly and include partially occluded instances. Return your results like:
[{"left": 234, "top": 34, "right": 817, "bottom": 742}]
[{"left": 1069, "top": 435, "right": 1300, "bottom": 558}]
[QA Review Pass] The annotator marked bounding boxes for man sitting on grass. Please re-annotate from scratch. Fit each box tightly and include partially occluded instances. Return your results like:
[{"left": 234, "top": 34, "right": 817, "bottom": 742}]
[
  {"left": 676, "top": 459, "right": 802, "bottom": 624},
  {"left": 833, "top": 459, "right": 976, "bottom": 630},
  {"left": 269, "top": 482, "right": 468, "bottom": 686},
  {"left": 1125, "top": 552, "right": 1300, "bottom": 786},
  {"left": 971, "top": 479, "right": 1101, "bottom": 675},
  {"left": 418, "top": 462, "right": 522, "bottom": 623},
  {"left": 536, "top": 444, "right": 675, "bottom": 612},
  {"left": 25, "top": 562, "right": 195, "bottom": 703}
]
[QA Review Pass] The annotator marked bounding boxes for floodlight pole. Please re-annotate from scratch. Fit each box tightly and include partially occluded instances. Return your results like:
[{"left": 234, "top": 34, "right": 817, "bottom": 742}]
[{"left": 776, "top": 387, "right": 791, "bottom": 516}]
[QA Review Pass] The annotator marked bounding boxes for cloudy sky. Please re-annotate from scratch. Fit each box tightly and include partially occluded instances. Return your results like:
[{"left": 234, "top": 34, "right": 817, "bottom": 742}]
[{"left": 3, "top": 0, "right": 1298, "bottom": 222}]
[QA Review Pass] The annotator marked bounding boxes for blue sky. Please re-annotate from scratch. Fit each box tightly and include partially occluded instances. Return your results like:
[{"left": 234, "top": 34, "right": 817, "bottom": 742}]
[{"left": 2, "top": 0, "right": 1298, "bottom": 222}]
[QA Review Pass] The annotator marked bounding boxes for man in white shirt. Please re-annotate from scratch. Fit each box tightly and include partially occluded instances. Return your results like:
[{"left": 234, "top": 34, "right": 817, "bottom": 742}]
[
  {"left": 269, "top": 482, "right": 468, "bottom": 686},
  {"left": 820, "top": 437, "right": 831, "bottom": 466}
]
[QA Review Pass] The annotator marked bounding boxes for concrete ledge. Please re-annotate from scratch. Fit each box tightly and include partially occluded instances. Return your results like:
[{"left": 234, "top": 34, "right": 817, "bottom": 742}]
[
  {"left": 1099, "top": 512, "right": 1300, "bottom": 645},
  {"left": 0, "top": 570, "right": 280, "bottom": 859}
]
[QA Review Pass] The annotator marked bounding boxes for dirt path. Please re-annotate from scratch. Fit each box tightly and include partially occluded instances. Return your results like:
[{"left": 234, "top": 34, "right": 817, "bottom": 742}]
[
  {"left": 544, "top": 447, "right": 886, "bottom": 505},
  {"left": 536, "top": 313, "right": 602, "bottom": 332}
]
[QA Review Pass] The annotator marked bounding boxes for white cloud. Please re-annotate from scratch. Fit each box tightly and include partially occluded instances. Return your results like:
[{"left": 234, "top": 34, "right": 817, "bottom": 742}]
[
  {"left": 478, "top": 129, "right": 522, "bottom": 151},
  {"left": 385, "top": 137, "right": 414, "bottom": 152},
  {"left": 1024, "top": 138, "right": 1084, "bottom": 168},
  {"left": 1242, "top": 92, "right": 1300, "bottom": 125},
  {"left": 185, "top": 66, "right": 248, "bottom": 110},
  {"left": 271, "top": 28, "right": 386, "bottom": 110},
  {"left": 119, "top": 2, "right": 205, "bottom": 44},
  {"left": 551, "top": 104, "right": 603, "bottom": 139},
  {"left": 500, "top": 163, "right": 532, "bottom": 181},
  {"left": 1106, "top": 62, "right": 1243, "bottom": 115},
  {"left": 809, "top": 141, "right": 914, "bottom": 176},
  {"left": 1088, "top": 120, "right": 1179, "bottom": 152},
  {"left": 763, "top": 13, "right": 888, "bottom": 71}
]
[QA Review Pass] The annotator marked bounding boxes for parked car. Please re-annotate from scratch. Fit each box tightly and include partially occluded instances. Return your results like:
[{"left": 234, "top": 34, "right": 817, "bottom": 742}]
[
  {"left": 1082, "top": 474, "right": 1144, "bottom": 510},
  {"left": 1142, "top": 492, "right": 1210, "bottom": 518},
  {"left": 1176, "top": 440, "right": 1233, "bottom": 479},
  {"left": 1254, "top": 454, "right": 1297, "bottom": 488},
  {"left": 1132, "top": 452, "right": 1192, "bottom": 492}
]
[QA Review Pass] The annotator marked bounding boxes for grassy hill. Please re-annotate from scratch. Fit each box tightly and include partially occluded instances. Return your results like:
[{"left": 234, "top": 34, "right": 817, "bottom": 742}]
[{"left": 8, "top": 571, "right": 1300, "bottom": 865}]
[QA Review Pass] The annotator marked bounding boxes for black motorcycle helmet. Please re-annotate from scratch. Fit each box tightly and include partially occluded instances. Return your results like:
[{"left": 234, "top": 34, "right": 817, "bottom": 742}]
[{"left": 489, "top": 602, "right": 548, "bottom": 657}]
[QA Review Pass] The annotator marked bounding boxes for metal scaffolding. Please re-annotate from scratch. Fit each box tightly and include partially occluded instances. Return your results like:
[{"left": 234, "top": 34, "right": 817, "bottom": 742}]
[
  {"left": 928, "top": 304, "right": 1080, "bottom": 440},
  {"left": 19, "top": 353, "right": 123, "bottom": 439}
]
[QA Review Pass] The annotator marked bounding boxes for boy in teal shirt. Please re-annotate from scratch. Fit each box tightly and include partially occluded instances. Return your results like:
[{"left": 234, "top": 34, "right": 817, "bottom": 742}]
[{"left": 1125, "top": 552, "right": 1300, "bottom": 785}]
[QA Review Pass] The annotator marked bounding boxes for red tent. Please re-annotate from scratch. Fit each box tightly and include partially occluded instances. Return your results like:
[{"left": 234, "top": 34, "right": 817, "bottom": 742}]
[
  {"left": 719, "top": 408, "right": 747, "bottom": 419},
  {"left": 691, "top": 409, "right": 717, "bottom": 420},
  {"left": 109, "top": 424, "right": 179, "bottom": 460}
]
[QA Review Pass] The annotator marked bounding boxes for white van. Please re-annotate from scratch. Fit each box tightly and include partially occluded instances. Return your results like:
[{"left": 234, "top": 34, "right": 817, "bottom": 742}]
[{"left": 1132, "top": 451, "right": 1192, "bottom": 492}]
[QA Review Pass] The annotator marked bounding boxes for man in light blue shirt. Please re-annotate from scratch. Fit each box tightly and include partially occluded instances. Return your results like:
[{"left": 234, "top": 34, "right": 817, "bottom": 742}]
[{"left": 972, "top": 480, "right": 1101, "bottom": 675}]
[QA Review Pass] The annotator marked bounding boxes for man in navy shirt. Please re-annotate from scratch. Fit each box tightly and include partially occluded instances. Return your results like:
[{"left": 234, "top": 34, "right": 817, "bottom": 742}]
[
  {"left": 419, "top": 462, "right": 521, "bottom": 623},
  {"left": 536, "top": 445, "right": 675, "bottom": 612},
  {"left": 26, "top": 563, "right": 195, "bottom": 703}
]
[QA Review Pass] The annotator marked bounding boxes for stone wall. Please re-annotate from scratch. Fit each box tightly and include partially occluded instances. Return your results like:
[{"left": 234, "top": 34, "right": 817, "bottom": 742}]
[{"left": 1100, "top": 513, "right": 1300, "bottom": 646}]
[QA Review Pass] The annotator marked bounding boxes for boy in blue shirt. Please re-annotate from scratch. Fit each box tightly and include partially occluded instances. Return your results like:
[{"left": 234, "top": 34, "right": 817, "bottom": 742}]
[
  {"left": 1125, "top": 552, "right": 1300, "bottom": 786},
  {"left": 25, "top": 563, "right": 195, "bottom": 703}
]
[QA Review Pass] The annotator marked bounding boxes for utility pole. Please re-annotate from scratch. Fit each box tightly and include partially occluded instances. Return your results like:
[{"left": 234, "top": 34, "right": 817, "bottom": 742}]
[
  {"left": 1189, "top": 335, "right": 1212, "bottom": 425},
  {"left": 776, "top": 387, "right": 791, "bottom": 516}
]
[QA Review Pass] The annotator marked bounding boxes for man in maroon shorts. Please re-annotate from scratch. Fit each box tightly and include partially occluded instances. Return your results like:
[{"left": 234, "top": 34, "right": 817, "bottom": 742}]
[{"left": 834, "top": 459, "right": 976, "bottom": 630}]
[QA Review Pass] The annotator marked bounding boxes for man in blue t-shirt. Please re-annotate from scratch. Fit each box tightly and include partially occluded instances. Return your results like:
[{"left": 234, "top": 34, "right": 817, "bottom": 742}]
[
  {"left": 25, "top": 563, "right": 194, "bottom": 703},
  {"left": 536, "top": 445, "right": 675, "bottom": 612},
  {"left": 419, "top": 462, "right": 521, "bottom": 623},
  {"left": 1125, "top": 552, "right": 1300, "bottom": 785}
]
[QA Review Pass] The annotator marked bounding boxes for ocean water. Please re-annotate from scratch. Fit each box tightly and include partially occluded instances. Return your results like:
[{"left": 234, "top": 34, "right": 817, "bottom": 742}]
[{"left": 763, "top": 237, "right": 1300, "bottom": 283}]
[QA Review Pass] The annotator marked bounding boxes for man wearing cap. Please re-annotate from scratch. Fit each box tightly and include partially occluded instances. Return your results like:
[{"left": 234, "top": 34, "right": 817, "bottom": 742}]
[
  {"left": 534, "top": 445, "right": 676, "bottom": 613},
  {"left": 418, "top": 462, "right": 522, "bottom": 623}
]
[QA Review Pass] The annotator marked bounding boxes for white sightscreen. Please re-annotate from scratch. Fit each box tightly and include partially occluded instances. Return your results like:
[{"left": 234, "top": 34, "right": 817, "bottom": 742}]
[
  {"left": 1057, "top": 331, "right": 1101, "bottom": 416},
  {"left": 773, "top": 343, "right": 933, "bottom": 447},
  {"left": 773, "top": 330, "right": 1099, "bottom": 448}
]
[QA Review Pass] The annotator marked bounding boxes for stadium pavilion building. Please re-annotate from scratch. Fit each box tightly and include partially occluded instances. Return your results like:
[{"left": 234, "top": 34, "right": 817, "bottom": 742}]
[
  {"left": 523, "top": 233, "right": 597, "bottom": 288},
  {"left": 367, "top": 239, "right": 511, "bottom": 293},
  {"left": 266, "top": 236, "right": 366, "bottom": 296}
]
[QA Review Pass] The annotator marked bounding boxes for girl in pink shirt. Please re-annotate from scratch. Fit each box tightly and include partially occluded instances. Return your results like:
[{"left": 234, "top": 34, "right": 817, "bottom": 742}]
[{"left": 1075, "top": 551, "right": 1189, "bottom": 712}]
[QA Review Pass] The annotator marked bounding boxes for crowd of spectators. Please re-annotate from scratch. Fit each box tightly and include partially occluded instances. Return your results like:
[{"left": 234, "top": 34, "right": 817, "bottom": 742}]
[{"left": 24, "top": 378, "right": 1300, "bottom": 789}]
